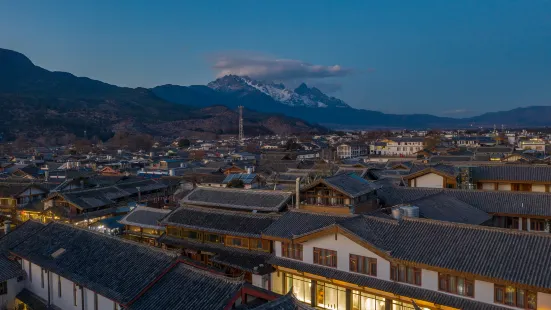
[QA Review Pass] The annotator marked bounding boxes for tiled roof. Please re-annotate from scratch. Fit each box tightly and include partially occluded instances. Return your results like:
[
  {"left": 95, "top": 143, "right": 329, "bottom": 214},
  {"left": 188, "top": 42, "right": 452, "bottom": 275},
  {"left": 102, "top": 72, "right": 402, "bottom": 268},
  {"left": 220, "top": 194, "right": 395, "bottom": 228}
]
[
  {"left": 269, "top": 257, "right": 509, "bottom": 310},
  {"left": 161, "top": 205, "right": 277, "bottom": 238},
  {"left": 266, "top": 210, "right": 551, "bottom": 289},
  {"left": 406, "top": 193, "right": 492, "bottom": 225},
  {"left": 182, "top": 187, "right": 292, "bottom": 212},
  {"left": 475, "top": 146, "right": 513, "bottom": 154},
  {"left": 262, "top": 210, "right": 352, "bottom": 239},
  {"left": 128, "top": 263, "right": 243, "bottom": 310},
  {"left": 471, "top": 165, "right": 551, "bottom": 182},
  {"left": 334, "top": 167, "right": 369, "bottom": 178},
  {"left": 251, "top": 291, "right": 315, "bottom": 310},
  {"left": 158, "top": 235, "right": 273, "bottom": 274},
  {"left": 118, "top": 206, "right": 172, "bottom": 230},
  {"left": 377, "top": 186, "right": 551, "bottom": 216},
  {"left": 429, "top": 156, "right": 472, "bottom": 163},
  {"left": 407, "top": 163, "right": 457, "bottom": 177},
  {"left": 10, "top": 222, "right": 177, "bottom": 304},
  {"left": 304, "top": 173, "right": 377, "bottom": 198},
  {"left": 385, "top": 217, "right": 551, "bottom": 289}
]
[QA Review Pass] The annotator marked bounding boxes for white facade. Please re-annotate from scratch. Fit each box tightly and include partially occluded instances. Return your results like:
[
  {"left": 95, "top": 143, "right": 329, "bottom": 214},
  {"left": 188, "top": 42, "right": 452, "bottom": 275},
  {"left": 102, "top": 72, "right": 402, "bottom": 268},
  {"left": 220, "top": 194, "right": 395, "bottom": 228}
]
[
  {"left": 410, "top": 173, "right": 444, "bottom": 188},
  {"left": 337, "top": 144, "right": 368, "bottom": 159},
  {"left": 270, "top": 232, "right": 551, "bottom": 310},
  {"left": 17, "top": 259, "right": 122, "bottom": 310},
  {"left": 378, "top": 139, "right": 425, "bottom": 157}
]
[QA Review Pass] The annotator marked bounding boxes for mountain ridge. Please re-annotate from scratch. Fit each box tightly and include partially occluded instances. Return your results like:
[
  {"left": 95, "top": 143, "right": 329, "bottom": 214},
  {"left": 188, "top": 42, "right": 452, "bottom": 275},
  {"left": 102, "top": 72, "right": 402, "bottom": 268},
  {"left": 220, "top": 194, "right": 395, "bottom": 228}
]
[
  {"left": 0, "top": 48, "right": 326, "bottom": 141},
  {"left": 154, "top": 75, "right": 551, "bottom": 128}
]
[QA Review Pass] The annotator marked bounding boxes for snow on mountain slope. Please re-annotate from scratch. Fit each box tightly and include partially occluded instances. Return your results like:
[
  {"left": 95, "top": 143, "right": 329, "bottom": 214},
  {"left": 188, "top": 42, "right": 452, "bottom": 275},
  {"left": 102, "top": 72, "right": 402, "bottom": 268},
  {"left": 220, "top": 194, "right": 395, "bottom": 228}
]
[{"left": 207, "top": 75, "right": 350, "bottom": 109}]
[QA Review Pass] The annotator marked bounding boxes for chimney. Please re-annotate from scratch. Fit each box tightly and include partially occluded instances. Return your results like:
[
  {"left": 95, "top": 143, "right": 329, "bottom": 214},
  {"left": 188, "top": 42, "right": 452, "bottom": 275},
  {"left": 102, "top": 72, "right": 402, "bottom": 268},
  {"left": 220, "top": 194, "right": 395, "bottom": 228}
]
[
  {"left": 4, "top": 220, "right": 11, "bottom": 235},
  {"left": 295, "top": 177, "right": 301, "bottom": 209}
]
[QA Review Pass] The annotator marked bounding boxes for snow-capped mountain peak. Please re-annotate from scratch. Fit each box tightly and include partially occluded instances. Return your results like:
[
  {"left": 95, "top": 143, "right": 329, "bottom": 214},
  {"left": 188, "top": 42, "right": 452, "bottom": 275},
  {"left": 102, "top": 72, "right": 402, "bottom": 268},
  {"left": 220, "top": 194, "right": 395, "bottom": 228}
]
[{"left": 207, "top": 75, "right": 351, "bottom": 109}]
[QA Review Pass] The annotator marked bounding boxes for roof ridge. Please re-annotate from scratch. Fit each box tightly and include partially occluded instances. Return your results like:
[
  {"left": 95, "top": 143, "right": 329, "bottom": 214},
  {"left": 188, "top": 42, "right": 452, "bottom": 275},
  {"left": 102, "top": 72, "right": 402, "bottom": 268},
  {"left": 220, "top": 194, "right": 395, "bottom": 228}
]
[
  {"left": 289, "top": 208, "right": 355, "bottom": 217},
  {"left": 47, "top": 221, "right": 179, "bottom": 256},
  {"left": 177, "top": 260, "right": 246, "bottom": 284},
  {"left": 176, "top": 205, "right": 280, "bottom": 219},
  {"left": 402, "top": 217, "right": 551, "bottom": 237},
  {"left": 191, "top": 186, "right": 293, "bottom": 195}
]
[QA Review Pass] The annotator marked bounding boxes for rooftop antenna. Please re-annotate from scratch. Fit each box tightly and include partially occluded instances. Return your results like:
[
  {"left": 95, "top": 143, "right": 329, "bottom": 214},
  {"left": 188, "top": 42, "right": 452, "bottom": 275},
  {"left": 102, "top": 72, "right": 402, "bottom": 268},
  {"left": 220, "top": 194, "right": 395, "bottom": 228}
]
[{"left": 238, "top": 106, "right": 244, "bottom": 145}]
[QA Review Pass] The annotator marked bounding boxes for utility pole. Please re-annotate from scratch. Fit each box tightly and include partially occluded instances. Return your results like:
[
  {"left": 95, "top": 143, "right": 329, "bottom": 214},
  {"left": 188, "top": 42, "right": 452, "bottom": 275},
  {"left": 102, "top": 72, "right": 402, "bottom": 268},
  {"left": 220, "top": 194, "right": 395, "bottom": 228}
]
[{"left": 238, "top": 106, "right": 244, "bottom": 145}]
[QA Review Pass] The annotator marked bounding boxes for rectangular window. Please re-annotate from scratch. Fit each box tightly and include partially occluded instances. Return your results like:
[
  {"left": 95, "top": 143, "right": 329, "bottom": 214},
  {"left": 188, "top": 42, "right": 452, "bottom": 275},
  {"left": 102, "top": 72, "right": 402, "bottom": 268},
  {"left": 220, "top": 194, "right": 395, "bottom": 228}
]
[
  {"left": 58, "top": 275, "right": 62, "bottom": 298},
  {"left": 226, "top": 236, "right": 249, "bottom": 249},
  {"left": 0, "top": 281, "right": 7, "bottom": 295},
  {"left": 313, "top": 247, "right": 337, "bottom": 268},
  {"left": 167, "top": 226, "right": 179, "bottom": 237},
  {"left": 94, "top": 293, "right": 98, "bottom": 310},
  {"left": 28, "top": 261, "right": 32, "bottom": 282},
  {"left": 73, "top": 283, "right": 78, "bottom": 307},
  {"left": 494, "top": 285, "right": 537, "bottom": 309},
  {"left": 41, "top": 269, "right": 45, "bottom": 288},
  {"left": 530, "top": 219, "right": 545, "bottom": 232},
  {"left": 438, "top": 273, "right": 474, "bottom": 297},
  {"left": 390, "top": 263, "right": 421, "bottom": 285},
  {"left": 181, "top": 229, "right": 201, "bottom": 240},
  {"left": 349, "top": 254, "right": 377, "bottom": 276},
  {"left": 204, "top": 233, "right": 222, "bottom": 243},
  {"left": 281, "top": 243, "right": 303, "bottom": 260}
]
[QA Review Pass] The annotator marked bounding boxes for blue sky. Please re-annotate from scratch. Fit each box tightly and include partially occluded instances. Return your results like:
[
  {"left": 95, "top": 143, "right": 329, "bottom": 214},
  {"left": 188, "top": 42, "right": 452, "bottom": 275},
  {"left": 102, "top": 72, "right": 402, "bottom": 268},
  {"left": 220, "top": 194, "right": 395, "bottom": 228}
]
[{"left": 1, "top": 0, "right": 550, "bottom": 116}]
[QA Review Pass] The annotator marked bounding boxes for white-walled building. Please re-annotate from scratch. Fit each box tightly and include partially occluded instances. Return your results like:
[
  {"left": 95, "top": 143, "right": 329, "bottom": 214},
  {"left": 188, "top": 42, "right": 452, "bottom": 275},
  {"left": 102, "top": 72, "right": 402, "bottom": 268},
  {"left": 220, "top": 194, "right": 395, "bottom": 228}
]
[{"left": 262, "top": 209, "right": 551, "bottom": 310}]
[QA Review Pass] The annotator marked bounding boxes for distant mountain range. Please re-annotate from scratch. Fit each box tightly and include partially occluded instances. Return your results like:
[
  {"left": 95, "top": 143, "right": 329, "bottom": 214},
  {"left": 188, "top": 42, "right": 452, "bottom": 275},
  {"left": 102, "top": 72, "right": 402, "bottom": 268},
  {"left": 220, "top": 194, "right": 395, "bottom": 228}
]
[
  {"left": 154, "top": 76, "right": 551, "bottom": 129},
  {"left": 0, "top": 48, "right": 326, "bottom": 141},
  {"left": 1, "top": 47, "right": 550, "bottom": 142}
]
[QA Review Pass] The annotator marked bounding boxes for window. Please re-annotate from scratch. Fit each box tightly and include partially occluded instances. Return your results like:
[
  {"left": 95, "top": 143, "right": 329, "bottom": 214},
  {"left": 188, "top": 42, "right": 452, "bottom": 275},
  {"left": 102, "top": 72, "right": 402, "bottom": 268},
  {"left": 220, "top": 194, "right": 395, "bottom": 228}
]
[
  {"left": 167, "top": 226, "right": 179, "bottom": 237},
  {"left": 94, "top": 293, "right": 98, "bottom": 310},
  {"left": 181, "top": 229, "right": 201, "bottom": 240},
  {"left": 204, "top": 233, "right": 222, "bottom": 243},
  {"left": 316, "top": 281, "right": 346, "bottom": 309},
  {"left": 530, "top": 219, "right": 545, "bottom": 232},
  {"left": 494, "top": 285, "right": 536, "bottom": 309},
  {"left": 284, "top": 274, "right": 312, "bottom": 304},
  {"left": 0, "top": 281, "right": 7, "bottom": 295},
  {"left": 281, "top": 243, "right": 303, "bottom": 260},
  {"left": 349, "top": 254, "right": 377, "bottom": 277},
  {"left": 438, "top": 273, "right": 474, "bottom": 297},
  {"left": 28, "top": 261, "right": 32, "bottom": 282},
  {"left": 58, "top": 275, "right": 62, "bottom": 297},
  {"left": 313, "top": 247, "right": 337, "bottom": 268},
  {"left": 250, "top": 239, "right": 270, "bottom": 252},
  {"left": 41, "top": 268, "right": 45, "bottom": 288},
  {"left": 226, "top": 236, "right": 249, "bottom": 249},
  {"left": 73, "top": 283, "right": 78, "bottom": 306},
  {"left": 390, "top": 263, "right": 421, "bottom": 286},
  {"left": 351, "top": 290, "right": 386, "bottom": 310}
]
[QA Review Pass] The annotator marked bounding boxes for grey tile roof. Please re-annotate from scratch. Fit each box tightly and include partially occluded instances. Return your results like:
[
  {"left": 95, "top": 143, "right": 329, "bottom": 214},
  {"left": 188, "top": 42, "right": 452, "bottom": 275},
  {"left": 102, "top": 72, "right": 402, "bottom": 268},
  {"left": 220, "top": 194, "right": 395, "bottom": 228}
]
[
  {"left": 269, "top": 257, "right": 509, "bottom": 310},
  {"left": 266, "top": 210, "right": 551, "bottom": 290},
  {"left": 377, "top": 186, "right": 551, "bottom": 217},
  {"left": 303, "top": 173, "right": 377, "bottom": 198},
  {"left": 158, "top": 235, "right": 273, "bottom": 274},
  {"left": 471, "top": 165, "right": 551, "bottom": 182},
  {"left": 407, "top": 163, "right": 457, "bottom": 177},
  {"left": 334, "top": 167, "right": 369, "bottom": 178},
  {"left": 251, "top": 291, "right": 315, "bottom": 310},
  {"left": 183, "top": 187, "right": 292, "bottom": 212},
  {"left": 406, "top": 193, "right": 492, "bottom": 225},
  {"left": 161, "top": 205, "right": 278, "bottom": 238},
  {"left": 118, "top": 206, "right": 172, "bottom": 230},
  {"left": 475, "top": 146, "right": 513, "bottom": 154},
  {"left": 429, "top": 156, "right": 472, "bottom": 163},
  {"left": 128, "top": 263, "right": 243, "bottom": 310},
  {"left": 262, "top": 210, "right": 351, "bottom": 239},
  {"left": 10, "top": 222, "right": 177, "bottom": 304},
  {"left": 385, "top": 217, "right": 551, "bottom": 290}
]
